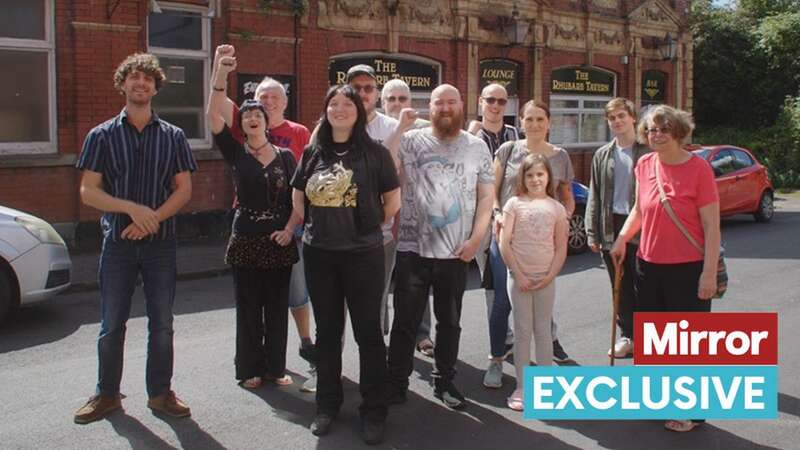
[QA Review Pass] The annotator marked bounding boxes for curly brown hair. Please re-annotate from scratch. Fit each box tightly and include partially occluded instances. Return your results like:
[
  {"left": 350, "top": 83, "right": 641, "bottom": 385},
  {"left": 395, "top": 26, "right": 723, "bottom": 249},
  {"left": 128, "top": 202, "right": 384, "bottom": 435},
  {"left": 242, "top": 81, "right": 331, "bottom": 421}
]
[{"left": 113, "top": 53, "right": 166, "bottom": 92}]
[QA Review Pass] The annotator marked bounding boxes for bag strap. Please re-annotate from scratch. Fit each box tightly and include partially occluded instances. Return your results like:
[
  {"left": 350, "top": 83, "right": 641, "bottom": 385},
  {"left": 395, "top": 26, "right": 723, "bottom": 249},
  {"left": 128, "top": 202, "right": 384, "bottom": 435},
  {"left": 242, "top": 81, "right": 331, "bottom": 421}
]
[
  {"left": 275, "top": 148, "right": 294, "bottom": 210},
  {"left": 498, "top": 142, "right": 513, "bottom": 200},
  {"left": 654, "top": 159, "right": 704, "bottom": 255}
]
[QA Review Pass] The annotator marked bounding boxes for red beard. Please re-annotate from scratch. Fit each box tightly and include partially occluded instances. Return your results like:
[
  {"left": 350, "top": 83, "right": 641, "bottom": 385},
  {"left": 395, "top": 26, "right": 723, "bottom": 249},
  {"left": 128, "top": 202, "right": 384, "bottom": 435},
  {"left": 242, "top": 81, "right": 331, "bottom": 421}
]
[{"left": 432, "top": 109, "right": 464, "bottom": 138}]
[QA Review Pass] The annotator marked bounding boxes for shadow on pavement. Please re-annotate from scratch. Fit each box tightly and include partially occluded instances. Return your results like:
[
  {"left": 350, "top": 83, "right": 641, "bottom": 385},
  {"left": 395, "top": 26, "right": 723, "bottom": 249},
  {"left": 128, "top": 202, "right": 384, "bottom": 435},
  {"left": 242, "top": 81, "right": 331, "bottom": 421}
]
[
  {"left": 0, "top": 274, "right": 235, "bottom": 353},
  {"left": 240, "top": 369, "right": 316, "bottom": 429},
  {"left": 779, "top": 392, "right": 800, "bottom": 418},
  {"left": 542, "top": 419, "right": 781, "bottom": 450},
  {"left": 151, "top": 413, "right": 228, "bottom": 450},
  {"left": 236, "top": 357, "right": 576, "bottom": 450},
  {"left": 107, "top": 411, "right": 179, "bottom": 450}
]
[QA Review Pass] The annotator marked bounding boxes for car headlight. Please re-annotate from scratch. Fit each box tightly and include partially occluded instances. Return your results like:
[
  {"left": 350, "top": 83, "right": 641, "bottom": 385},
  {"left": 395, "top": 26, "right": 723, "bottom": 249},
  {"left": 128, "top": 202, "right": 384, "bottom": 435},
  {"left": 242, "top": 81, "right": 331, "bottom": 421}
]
[{"left": 15, "top": 216, "right": 66, "bottom": 245}]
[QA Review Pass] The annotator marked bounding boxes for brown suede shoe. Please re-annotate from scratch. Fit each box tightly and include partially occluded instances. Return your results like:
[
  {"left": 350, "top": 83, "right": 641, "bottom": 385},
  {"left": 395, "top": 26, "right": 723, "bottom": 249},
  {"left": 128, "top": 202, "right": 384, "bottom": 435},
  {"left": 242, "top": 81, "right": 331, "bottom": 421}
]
[
  {"left": 74, "top": 394, "right": 122, "bottom": 424},
  {"left": 147, "top": 390, "right": 191, "bottom": 418}
]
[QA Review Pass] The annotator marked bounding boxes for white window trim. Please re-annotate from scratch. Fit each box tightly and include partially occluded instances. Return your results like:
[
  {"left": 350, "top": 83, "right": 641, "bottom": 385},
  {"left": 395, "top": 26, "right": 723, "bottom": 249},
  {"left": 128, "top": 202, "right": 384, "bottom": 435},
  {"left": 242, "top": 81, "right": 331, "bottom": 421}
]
[
  {"left": 0, "top": 0, "right": 57, "bottom": 156},
  {"left": 147, "top": 2, "right": 211, "bottom": 150},
  {"left": 550, "top": 94, "right": 614, "bottom": 149}
]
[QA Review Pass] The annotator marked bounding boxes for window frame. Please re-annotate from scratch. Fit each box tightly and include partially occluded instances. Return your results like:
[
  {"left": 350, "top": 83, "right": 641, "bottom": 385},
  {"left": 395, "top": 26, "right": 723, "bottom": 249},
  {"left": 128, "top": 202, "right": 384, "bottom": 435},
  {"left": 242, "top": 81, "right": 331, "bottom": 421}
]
[
  {"left": 549, "top": 94, "right": 613, "bottom": 149},
  {"left": 147, "top": 1, "right": 211, "bottom": 149},
  {"left": 0, "top": 0, "right": 57, "bottom": 155}
]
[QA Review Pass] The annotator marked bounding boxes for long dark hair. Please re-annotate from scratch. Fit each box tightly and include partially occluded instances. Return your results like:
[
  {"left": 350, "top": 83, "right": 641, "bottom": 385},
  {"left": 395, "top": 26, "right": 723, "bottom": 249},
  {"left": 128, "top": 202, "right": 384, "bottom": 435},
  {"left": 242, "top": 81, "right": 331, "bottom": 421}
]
[{"left": 315, "top": 84, "right": 375, "bottom": 155}]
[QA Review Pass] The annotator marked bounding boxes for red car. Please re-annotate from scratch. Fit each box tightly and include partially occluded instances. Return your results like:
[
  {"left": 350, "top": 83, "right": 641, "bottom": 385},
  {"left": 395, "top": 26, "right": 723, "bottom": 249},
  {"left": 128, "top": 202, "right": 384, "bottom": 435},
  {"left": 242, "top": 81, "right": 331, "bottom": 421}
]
[{"left": 691, "top": 145, "right": 774, "bottom": 222}]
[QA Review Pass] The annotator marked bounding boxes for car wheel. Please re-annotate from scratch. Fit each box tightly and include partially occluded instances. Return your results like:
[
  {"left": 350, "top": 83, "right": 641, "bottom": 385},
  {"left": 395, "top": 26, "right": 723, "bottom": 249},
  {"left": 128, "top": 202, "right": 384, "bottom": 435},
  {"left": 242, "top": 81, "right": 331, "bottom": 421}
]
[
  {"left": 568, "top": 205, "right": 588, "bottom": 254},
  {"left": 0, "top": 270, "right": 13, "bottom": 324},
  {"left": 754, "top": 191, "right": 774, "bottom": 223}
]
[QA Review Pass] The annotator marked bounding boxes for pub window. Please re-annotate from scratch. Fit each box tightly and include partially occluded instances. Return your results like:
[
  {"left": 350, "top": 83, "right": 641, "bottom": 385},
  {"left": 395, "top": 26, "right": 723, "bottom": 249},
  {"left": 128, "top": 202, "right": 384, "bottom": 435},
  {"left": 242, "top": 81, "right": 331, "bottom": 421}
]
[
  {"left": 0, "top": 0, "right": 56, "bottom": 155},
  {"left": 549, "top": 97, "right": 612, "bottom": 147},
  {"left": 408, "top": 92, "right": 431, "bottom": 119},
  {"left": 148, "top": 4, "right": 211, "bottom": 147}
]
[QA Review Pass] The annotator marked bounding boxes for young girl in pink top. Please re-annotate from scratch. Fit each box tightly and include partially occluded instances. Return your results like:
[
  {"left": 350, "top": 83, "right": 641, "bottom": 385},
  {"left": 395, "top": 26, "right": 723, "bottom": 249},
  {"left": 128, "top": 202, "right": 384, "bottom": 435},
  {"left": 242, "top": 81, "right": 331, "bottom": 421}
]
[{"left": 498, "top": 153, "right": 569, "bottom": 411}]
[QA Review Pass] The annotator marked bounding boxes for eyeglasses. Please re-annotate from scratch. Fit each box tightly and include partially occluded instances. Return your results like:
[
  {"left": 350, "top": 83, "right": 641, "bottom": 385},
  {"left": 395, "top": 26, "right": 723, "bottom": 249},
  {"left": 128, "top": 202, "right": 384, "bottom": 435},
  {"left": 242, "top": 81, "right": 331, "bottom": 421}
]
[
  {"left": 385, "top": 95, "right": 409, "bottom": 103},
  {"left": 351, "top": 84, "right": 376, "bottom": 94},
  {"left": 646, "top": 126, "right": 671, "bottom": 136},
  {"left": 482, "top": 96, "right": 508, "bottom": 106}
]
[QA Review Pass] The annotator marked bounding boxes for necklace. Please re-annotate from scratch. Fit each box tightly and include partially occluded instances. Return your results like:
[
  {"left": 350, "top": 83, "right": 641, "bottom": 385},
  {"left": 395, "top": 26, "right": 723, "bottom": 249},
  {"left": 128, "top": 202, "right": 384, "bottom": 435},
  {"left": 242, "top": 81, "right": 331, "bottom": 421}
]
[
  {"left": 334, "top": 148, "right": 349, "bottom": 157},
  {"left": 246, "top": 140, "right": 270, "bottom": 155}
]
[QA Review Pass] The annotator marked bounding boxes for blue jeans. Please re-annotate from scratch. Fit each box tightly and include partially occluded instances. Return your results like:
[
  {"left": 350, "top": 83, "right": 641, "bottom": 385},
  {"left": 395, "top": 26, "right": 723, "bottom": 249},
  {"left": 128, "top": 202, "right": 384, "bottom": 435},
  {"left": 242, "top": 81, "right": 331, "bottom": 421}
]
[
  {"left": 488, "top": 236, "right": 513, "bottom": 358},
  {"left": 96, "top": 238, "right": 177, "bottom": 398},
  {"left": 288, "top": 237, "right": 309, "bottom": 310}
]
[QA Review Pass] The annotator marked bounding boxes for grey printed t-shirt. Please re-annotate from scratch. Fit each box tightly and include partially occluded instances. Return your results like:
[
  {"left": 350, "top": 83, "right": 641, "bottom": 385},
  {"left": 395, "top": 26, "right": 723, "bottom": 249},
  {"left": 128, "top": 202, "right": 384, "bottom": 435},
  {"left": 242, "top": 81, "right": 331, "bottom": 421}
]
[
  {"left": 495, "top": 140, "right": 574, "bottom": 209},
  {"left": 398, "top": 128, "right": 494, "bottom": 259}
]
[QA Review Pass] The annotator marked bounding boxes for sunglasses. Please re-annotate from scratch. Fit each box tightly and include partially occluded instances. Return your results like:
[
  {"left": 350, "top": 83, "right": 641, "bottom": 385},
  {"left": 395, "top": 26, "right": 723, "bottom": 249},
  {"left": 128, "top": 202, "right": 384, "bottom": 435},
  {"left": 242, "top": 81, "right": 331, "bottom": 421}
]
[
  {"left": 482, "top": 96, "right": 508, "bottom": 106},
  {"left": 385, "top": 95, "right": 409, "bottom": 103},
  {"left": 646, "top": 126, "right": 671, "bottom": 135},
  {"left": 351, "top": 84, "right": 376, "bottom": 94}
]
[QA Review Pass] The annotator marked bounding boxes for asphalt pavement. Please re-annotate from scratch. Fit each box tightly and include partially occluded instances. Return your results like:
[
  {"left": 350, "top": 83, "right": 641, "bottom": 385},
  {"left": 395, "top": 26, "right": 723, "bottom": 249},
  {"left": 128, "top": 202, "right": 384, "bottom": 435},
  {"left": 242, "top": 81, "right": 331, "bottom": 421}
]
[{"left": 1, "top": 195, "right": 799, "bottom": 450}]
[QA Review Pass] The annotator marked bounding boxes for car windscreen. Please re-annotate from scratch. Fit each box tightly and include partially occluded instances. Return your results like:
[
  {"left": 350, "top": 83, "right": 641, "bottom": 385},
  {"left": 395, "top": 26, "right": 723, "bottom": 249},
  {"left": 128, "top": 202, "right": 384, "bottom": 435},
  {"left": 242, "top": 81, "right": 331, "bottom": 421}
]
[{"left": 694, "top": 148, "right": 711, "bottom": 159}]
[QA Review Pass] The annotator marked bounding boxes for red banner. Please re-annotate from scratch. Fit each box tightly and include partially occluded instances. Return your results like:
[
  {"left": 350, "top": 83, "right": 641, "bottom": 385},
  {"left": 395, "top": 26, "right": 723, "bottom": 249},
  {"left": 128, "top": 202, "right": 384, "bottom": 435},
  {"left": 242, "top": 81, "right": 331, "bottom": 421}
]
[{"left": 633, "top": 312, "right": 778, "bottom": 365}]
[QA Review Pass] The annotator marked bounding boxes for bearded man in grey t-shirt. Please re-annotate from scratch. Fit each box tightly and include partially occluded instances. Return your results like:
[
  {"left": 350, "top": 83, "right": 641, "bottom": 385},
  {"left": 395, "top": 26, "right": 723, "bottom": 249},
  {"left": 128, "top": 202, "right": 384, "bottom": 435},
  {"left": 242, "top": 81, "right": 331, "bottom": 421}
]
[{"left": 387, "top": 84, "right": 494, "bottom": 410}]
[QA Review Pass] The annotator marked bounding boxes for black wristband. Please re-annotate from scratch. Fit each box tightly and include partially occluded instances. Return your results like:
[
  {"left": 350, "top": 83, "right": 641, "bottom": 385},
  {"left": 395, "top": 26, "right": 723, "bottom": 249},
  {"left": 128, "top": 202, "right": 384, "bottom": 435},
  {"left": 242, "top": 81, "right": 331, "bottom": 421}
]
[{"left": 213, "top": 86, "right": 225, "bottom": 92}]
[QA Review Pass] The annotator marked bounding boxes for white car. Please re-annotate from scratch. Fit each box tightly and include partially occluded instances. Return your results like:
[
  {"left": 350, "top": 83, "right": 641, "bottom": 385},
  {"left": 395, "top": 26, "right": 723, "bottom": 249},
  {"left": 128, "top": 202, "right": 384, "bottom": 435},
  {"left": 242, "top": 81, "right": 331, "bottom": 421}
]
[{"left": 0, "top": 205, "right": 72, "bottom": 323}]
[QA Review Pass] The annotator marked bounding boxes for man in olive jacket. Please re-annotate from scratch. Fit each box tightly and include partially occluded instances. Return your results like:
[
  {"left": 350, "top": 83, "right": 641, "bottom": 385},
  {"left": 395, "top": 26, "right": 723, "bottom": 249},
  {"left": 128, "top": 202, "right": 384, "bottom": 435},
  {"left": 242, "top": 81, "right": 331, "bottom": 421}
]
[{"left": 585, "top": 98, "right": 650, "bottom": 358}]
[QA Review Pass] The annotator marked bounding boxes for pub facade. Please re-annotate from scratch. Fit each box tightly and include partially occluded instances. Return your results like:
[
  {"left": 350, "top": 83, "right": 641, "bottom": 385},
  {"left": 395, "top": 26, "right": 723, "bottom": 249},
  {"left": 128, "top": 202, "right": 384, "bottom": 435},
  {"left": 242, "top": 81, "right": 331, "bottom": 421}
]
[{"left": 0, "top": 0, "right": 692, "bottom": 237}]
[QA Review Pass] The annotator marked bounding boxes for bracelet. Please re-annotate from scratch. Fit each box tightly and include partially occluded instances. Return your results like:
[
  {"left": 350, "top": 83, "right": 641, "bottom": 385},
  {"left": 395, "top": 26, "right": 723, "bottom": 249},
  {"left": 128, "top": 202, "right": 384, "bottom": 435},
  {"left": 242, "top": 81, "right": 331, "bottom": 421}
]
[{"left": 212, "top": 86, "right": 226, "bottom": 92}]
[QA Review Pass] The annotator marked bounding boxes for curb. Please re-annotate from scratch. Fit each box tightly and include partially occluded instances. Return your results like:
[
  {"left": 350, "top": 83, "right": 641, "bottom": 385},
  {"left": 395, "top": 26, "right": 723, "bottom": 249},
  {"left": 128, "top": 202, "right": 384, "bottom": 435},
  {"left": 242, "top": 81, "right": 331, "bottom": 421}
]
[{"left": 65, "top": 267, "right": 232, "bottom": 294}]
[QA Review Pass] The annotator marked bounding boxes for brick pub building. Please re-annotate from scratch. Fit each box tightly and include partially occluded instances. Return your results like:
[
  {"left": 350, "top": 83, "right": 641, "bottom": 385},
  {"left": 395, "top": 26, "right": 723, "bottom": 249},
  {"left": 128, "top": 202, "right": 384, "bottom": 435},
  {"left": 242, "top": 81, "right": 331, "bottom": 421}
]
[{"left": 0, "top": 0, "right": 692, "bottom": 240}]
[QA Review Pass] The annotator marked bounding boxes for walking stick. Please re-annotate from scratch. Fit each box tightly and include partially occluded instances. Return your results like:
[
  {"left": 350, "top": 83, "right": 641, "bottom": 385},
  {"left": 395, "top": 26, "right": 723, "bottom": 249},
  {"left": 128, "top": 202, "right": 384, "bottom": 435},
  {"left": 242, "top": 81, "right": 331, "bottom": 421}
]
[{"left": 609, "top": 258, "right": 624, "bottom": 366}]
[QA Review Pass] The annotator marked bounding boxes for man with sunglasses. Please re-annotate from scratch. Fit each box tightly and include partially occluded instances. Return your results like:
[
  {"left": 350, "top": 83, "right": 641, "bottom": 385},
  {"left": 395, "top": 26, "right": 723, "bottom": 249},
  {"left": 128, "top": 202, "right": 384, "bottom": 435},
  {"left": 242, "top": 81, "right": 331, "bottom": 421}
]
[
  {"left": 468, "top": 84, "right": 519, "bottom": 156},
  {"left": 381, "top": 79, "right": 430, "bottom": 129},
  {"left": 467, "top": 84, "right": 518, "bottom": 386}
]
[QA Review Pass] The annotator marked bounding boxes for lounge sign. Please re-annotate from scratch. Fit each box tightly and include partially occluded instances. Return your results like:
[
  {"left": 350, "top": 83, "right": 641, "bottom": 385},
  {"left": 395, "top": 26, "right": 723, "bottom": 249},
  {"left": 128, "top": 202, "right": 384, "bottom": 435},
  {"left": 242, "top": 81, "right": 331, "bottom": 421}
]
[
  {"left": 551, "top": 67, "right": 614, "bottom": 96},
  {"left": 642, "top": 70, "right": 667, "bottom": 104},
  {"left": 480, "top": 59, "right": 520, "bottom": 96},
  {"left": 329, "top": 55, "right": 439, "bottom": 92}
]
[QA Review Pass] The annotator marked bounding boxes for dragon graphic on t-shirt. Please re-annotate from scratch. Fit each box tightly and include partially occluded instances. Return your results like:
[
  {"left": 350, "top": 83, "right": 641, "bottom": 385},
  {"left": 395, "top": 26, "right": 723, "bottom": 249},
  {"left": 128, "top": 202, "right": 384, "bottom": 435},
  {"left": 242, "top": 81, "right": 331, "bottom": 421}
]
[{"left": 305, "top": 161, "right": 358, "bottom": 207}]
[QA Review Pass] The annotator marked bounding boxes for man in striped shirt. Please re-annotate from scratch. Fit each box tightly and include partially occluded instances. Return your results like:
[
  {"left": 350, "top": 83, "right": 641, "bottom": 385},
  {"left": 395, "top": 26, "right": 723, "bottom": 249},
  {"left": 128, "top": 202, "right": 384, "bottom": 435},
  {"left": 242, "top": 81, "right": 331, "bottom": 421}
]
[{"left": 74, "top": 53, "right": 197, "bottom": 425}]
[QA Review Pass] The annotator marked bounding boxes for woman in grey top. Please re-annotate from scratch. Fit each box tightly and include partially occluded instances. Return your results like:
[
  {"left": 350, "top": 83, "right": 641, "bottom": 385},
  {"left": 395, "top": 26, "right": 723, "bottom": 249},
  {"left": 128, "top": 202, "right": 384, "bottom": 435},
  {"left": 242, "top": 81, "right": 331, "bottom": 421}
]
[{"left": 483, "top": 100, "right": 575, "bottom": 389}]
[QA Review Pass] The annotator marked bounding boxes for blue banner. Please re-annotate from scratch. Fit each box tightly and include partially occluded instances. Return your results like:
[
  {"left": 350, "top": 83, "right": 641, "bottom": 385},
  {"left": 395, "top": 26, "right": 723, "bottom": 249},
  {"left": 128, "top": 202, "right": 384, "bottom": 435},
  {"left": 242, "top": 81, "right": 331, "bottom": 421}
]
[{"left": 522, "top": 366, "right": 777, "bottom": 420}]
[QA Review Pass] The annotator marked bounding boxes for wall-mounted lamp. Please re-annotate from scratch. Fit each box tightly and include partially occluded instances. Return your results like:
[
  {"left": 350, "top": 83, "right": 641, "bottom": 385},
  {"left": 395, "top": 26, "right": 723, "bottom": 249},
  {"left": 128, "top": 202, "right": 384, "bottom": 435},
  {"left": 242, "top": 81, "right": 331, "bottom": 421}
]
[
  {"left": 386, "top": 0, "right": 399, "bottom": 16},
  {"left": 499, "top": 4, "right": 529, "bottom": 46},
  {"left": 655, "top": 32, "right": 678, "bottom": 61}
]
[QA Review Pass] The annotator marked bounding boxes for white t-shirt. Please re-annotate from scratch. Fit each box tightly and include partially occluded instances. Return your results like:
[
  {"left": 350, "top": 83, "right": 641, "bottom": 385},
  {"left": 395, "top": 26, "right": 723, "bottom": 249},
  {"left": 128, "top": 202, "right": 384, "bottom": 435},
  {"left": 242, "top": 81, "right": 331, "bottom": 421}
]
[
  {"left": 367, "top": 112, "right": 399, "bottom": 243},
  {"left": 367, "top": 112, "right": 398, "bottom": 144},
  {"left": 398, "top": 128, "right": 494, "bottom": 259}
]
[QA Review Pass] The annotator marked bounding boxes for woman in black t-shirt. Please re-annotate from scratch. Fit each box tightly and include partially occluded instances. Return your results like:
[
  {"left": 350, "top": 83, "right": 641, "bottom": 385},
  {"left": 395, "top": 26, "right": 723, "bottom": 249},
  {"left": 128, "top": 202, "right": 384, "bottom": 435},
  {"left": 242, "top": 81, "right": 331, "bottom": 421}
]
[
  {"left": 208, "top": 55, "right": 301, "bottom": 389},
  {"left": 291, "top": 85, "right": 400, "bottom": 442}
]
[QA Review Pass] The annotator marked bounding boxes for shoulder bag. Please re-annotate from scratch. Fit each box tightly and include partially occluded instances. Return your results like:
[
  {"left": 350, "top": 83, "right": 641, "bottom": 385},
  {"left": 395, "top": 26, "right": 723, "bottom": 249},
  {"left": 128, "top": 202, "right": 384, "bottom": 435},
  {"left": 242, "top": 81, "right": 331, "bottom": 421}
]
[{"left": 654, "top": 159, "right": 727, "bottom": 299}]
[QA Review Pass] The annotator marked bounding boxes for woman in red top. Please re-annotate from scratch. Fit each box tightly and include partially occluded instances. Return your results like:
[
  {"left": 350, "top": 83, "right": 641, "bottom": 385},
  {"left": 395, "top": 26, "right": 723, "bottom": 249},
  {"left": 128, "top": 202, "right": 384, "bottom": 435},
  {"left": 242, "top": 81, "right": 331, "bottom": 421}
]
[{"left": 610, "top": 104, "right": 721, "bottom": 433}]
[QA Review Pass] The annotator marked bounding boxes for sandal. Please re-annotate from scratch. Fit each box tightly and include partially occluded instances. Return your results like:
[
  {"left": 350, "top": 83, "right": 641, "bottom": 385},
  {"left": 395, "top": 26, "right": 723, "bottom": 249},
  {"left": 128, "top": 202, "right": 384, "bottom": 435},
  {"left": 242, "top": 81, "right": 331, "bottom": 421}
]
[
  {"left": 241, "top": 377, "right": 262, "bottom": 389},
  {"left": 664, "top": 419, "right": 701, "bottom": 432},
  {"left": 416, "top": 339, "right": 435, "bottom": 357},
  {"left": 507, "top": 390, "right": 524, "bottom": 411},
  {"left": 264, "top": 374, "right": 293, "bottom": 386}
]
